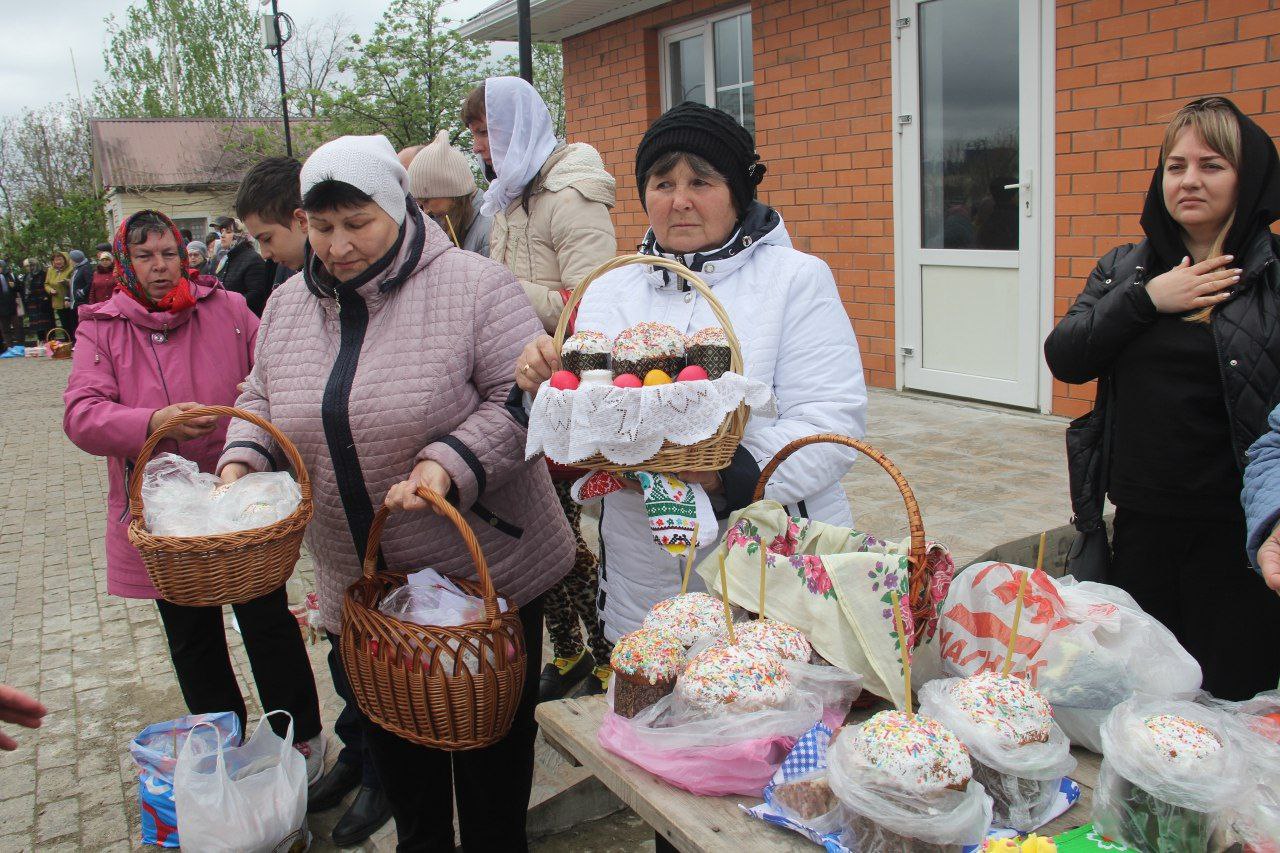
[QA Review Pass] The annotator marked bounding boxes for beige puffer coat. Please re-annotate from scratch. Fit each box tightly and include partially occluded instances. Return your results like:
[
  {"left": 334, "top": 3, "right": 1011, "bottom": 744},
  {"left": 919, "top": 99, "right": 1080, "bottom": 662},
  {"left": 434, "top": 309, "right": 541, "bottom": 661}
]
[{"left": 489, "top": 142, "right": 617, "bottom": 332}]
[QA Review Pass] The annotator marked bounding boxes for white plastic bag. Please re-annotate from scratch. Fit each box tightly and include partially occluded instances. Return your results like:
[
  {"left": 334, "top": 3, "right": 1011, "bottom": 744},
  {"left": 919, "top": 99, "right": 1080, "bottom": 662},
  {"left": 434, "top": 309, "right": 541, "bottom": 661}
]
[
  {"left": 826, "top": 714, "right": 993, "bottom": 847},
  {"left": 1093, "top": 697, "right": 1247, "bottom": 852},
  {"left": 141, "top": 453, "right": 301, "bottom": 537},
  {"left": 373, "top": 569, "right": 513, "bottom": 673},
  {"left": 173, "top": 711, "right": 308, "bottom": 853},
  {"left": 937, "top": 563, "right": 1201, "bottom": 751},
  {"left": 1213, "top": 693, "right": 1280, "bottom": 848},
  {"left": 918, "top": 676, "right": 1075, "bottom": 831},
  {"left": 377, "top": 568, "right": 507, "bottom": 627}
]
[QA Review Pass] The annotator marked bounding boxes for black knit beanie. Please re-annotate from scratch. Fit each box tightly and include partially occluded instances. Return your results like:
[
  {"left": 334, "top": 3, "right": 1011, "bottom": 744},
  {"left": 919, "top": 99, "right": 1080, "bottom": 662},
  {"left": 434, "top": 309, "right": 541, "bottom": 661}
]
[{"left": 634, "top": 102, "right": 766, "bottom": 214}]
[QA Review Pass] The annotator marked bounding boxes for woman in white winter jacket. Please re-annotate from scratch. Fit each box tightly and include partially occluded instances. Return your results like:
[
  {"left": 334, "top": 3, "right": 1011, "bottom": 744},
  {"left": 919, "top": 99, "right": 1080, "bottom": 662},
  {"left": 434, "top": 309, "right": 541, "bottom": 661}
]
[{"left": 516, "top": 102, "right": 868, "bottom": 646}]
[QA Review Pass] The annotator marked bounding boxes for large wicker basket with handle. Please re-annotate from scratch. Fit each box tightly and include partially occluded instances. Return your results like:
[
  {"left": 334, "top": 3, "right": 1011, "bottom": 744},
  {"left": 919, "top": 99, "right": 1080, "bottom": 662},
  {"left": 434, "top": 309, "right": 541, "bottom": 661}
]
[
  {"left": 340, "top": 487, "right": 525, "bottom": 750},
  {"left": 550, "top": 253, "right": 748, "bottom": 473},
  {"left": 754, "top": 434, "right": 935, "bottom": 639},
  {"left": 127, "top": 406, "right": 312, "bottom": 607}
]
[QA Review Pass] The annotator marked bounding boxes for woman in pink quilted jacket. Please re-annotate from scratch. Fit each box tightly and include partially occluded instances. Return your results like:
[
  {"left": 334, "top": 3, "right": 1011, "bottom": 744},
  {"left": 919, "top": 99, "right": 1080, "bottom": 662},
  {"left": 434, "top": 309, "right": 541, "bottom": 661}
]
[
  {"left": 217, "top": 135, "right": 574, "bottom": 851},
  {"left": 62, "top": 210, "right": 323, "bottom": 772}
]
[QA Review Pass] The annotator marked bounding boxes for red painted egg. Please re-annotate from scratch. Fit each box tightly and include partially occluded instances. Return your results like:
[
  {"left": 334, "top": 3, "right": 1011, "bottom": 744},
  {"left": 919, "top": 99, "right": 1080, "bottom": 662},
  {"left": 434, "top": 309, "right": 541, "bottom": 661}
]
[
  {"left": 613, "top": 373, "right": 642, "bottom": 388},
  {"left": 549, "top": 370, "right": 580, "bottom": 391},
  {"left": 677, "top": 365, "right": 710, "bottom": 382}
]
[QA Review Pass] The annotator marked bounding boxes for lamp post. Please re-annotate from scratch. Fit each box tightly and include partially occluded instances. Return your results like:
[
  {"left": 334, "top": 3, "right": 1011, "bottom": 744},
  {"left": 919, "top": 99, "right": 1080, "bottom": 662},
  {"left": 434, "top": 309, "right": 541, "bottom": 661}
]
[{"left": 260, "top": 0, "right": 294, "bottom": 157}]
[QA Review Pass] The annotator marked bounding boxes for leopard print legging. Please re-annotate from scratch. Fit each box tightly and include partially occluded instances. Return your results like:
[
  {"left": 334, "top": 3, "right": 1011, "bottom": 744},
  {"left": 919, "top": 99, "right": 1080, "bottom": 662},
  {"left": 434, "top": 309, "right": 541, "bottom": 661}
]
[{"left": 543, "top": 480, "right": 612, "bottom": 662}]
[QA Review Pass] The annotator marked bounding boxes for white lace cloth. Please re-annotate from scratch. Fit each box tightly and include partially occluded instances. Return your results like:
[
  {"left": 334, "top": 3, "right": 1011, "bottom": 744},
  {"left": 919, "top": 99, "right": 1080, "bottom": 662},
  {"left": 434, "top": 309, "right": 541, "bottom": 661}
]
[{"left": 526, "top": 372, "right": 773, "bottom": 465}]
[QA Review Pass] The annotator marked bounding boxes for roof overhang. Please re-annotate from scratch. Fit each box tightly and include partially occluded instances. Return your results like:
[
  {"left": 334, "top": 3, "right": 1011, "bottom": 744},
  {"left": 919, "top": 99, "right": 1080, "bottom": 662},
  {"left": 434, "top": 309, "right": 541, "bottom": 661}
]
[{"left": 458, "top": 0, "right": 672, "bottom": 42}]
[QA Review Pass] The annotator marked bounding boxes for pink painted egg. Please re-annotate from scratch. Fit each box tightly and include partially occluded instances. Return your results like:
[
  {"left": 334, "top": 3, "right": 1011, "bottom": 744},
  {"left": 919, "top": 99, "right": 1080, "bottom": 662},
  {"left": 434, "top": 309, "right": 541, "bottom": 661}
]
[{"left": 550, "top": 370, "right": 580, "bottom": 391}]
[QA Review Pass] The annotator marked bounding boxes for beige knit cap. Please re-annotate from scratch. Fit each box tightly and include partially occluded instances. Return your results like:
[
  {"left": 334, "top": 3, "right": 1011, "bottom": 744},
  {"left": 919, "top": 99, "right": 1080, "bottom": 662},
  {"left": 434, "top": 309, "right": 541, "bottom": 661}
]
[{"left": 408, "top": 130, "right": 476, "bottom": 199}]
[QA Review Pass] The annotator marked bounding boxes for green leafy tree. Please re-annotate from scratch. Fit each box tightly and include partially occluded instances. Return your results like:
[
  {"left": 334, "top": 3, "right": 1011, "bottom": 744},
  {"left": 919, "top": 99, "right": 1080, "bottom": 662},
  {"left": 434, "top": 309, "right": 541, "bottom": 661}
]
[
  {"left": 94, "top": 0, "right": 272, "bottom": 118},
  {"left": 320, "top": 0, "right": 494, "bottom": 149}
]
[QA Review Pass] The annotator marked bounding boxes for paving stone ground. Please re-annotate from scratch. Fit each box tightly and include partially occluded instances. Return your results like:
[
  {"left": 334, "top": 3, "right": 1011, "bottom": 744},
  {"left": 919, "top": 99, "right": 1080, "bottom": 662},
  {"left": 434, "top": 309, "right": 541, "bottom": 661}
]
[{"left": 0, "top": 360, "right": 1070, "bottom": 852}]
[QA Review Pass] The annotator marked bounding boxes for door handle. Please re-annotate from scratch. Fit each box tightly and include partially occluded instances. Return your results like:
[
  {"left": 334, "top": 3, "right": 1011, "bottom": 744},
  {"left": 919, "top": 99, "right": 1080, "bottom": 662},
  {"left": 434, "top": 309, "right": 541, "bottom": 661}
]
[{"left": 1004, "top": 171, "right": 1033, "bottom": 218}]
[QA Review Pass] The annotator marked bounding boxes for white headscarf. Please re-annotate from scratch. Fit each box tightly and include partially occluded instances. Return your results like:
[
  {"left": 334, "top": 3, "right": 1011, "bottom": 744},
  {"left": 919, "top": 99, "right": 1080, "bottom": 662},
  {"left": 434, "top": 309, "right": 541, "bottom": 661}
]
[{"left": 480, "top": 77, "right": 558, "bottom": 217}]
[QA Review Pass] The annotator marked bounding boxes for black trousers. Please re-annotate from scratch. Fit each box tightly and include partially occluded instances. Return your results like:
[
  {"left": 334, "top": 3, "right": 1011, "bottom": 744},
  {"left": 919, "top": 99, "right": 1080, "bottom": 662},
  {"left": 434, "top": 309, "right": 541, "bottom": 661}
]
[
  {"left": 155, "top": 585, "right": 322, "bottom": 742},
  {"left": 330, "top": 595, "right": 544, "bottom": 852},
  {"left": 1110, "top": 506, "right": 1280, "bottom": 701},
  {"left": 56, "top": 307, "right": 75, "bottom": 338},
  {"left": 324, "top": 634, "right": 381, "bottom": 789}
]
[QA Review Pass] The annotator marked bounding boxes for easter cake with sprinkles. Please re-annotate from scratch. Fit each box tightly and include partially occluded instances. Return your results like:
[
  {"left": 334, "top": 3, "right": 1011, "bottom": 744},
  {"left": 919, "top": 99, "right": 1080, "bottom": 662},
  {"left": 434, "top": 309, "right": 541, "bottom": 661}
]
[
  {"left": 609, "top": 627, "right": 686, "bottom": 719},
  {"left": 949, "top": 672, "right": 1054, "bottom": 746},
  {"left": 828, "top": 709, "right": 981, "bottom": 852},
  {"left": 642, "top": 592, "right": 731, "bottom": 648},
  {"left": 675, "top": 644, "right": 794, "bottom": 712},
  {"left": 723, "top": 618, "right": 812, "bottom": 664},
  {"left": 926, "top": 673, "right": 1074, "bottom": 830}
]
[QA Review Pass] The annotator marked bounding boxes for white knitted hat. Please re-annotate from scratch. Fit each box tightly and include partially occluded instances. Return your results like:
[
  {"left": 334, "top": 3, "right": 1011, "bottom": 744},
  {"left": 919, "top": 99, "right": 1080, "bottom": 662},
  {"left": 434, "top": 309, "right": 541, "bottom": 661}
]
[
  {"left": 408, "top": 130, "right": 476, "bottom": 199},
  {"left": 301, "top": 134, "right": 409, "bottom": 224}
]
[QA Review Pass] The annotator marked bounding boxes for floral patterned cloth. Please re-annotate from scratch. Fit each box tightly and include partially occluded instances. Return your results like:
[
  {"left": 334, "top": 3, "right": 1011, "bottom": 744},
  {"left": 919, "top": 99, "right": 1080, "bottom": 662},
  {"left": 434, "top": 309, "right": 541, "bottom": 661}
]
[{"left": 701, "top": 499, "right": 954, "bottom": 709}]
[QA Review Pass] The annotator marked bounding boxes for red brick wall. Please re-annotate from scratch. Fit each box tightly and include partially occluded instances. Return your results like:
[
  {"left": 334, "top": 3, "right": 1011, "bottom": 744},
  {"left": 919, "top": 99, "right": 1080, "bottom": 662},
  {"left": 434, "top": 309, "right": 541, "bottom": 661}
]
[
  {"left": 565, "top": 0, "right": 1280, "bottom": 413},
  {"left": 563, "top": 0, "right": 898, "bottom": 388},
  {"left": 1053, "top": 0, "right": 1280, "bottom": 417}
]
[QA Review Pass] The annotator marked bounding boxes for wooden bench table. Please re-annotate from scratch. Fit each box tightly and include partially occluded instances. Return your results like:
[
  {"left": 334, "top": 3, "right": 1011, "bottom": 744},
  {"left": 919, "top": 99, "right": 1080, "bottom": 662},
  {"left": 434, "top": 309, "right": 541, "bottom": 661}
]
[{"left": 536, "top": 695, "right": 1103, "bottom": 852}]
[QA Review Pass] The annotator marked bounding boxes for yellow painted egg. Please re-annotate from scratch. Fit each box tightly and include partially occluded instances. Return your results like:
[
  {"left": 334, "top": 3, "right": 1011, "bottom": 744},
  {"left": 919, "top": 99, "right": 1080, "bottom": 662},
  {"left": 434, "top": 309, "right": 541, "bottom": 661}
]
[{"left": 643, "top": 369, "right": 673, "bottom": 386}]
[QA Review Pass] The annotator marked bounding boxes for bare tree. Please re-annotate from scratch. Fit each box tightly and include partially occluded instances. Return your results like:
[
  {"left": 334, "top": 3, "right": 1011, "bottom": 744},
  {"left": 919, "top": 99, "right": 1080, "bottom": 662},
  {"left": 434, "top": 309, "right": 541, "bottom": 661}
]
[
  {"left": 287, "top": 14, "right": 355, "bottom": 118},
  {"left": 0, "top": 99, "right": 103, "bottom": 260}
]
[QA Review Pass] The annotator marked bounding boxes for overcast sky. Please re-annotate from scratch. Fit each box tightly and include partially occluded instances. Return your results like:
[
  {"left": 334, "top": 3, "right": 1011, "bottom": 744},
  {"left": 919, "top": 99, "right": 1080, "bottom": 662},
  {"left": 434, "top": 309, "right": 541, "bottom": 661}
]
[{"left": 0, "top": 0, "right": 502, "bottom": 118}]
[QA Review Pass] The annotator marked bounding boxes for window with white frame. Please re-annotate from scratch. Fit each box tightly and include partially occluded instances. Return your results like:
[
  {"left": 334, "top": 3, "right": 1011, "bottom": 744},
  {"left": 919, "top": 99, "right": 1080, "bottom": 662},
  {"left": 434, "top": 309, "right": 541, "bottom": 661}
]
[{"left": 660, "top": 8, "right": 754, "bottom": 135}]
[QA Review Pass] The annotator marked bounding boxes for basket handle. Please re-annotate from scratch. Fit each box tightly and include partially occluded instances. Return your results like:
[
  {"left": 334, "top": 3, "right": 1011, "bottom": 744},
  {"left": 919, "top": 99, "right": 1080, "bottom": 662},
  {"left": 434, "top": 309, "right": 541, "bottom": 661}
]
[
  {"left": 753, "top": 434, "right": 927, "bottom": 604},
  {"left": 551, "top": 254, "right": 744, "bottom": 375},
  {"left": 127, "top": 405, "right": 312, "bottom": 525},
  {"left": 362, "top": 487, "right": 501, "bottom": 624},
  {"left": 46, "top": 327, "right": 70, "bottom": 345}
]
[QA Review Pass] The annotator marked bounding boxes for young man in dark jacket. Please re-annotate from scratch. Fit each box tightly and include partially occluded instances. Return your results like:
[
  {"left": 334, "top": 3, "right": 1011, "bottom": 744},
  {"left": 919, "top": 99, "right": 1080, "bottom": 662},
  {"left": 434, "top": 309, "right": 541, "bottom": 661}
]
[
  {"left": 236, "top": 157, "right": 308, "bottom": 294},
  {"left": 212, "top": 217, "right": 270, "bottom": 316}
]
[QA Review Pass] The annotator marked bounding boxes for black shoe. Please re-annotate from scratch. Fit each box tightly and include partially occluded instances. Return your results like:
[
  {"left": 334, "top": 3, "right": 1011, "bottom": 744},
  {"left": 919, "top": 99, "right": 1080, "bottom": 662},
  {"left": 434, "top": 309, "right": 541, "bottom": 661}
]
[
  {"left": 307, "top": 760, "right": 360, "bottom": 813},
  {"left": 569, "top": 665, "right": 610, "bottom": 698},
  {"left": 331, "top": 786, "right": 392, "bottom": 848},
  {"left": 538, "top": 651, "right": 594, "bottom": 702}
]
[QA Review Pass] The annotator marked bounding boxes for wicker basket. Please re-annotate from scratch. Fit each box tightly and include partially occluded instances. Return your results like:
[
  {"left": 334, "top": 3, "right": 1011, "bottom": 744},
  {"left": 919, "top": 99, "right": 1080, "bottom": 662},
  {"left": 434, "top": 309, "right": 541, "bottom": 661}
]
[
  {"left": 550, "top": 254, "right": 748, "bottom": 473},
  {"left": 754, "top": 434, "right": 936, "bottom": 641},
  {"left": 127, "top": 405, "right": 313, "bottom": 607},
  {"left": 340, "top": 487, "right": 526, "bottom": 750},
  {"left": 46, "top": 327, "right": 72, "bottom": 359}
]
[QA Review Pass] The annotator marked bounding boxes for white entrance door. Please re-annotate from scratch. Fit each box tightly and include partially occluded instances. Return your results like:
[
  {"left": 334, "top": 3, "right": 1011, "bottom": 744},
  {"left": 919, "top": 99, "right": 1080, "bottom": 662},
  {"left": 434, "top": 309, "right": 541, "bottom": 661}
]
[{"left": 897, "top": 0, "right": 1043, "bottom": 408}]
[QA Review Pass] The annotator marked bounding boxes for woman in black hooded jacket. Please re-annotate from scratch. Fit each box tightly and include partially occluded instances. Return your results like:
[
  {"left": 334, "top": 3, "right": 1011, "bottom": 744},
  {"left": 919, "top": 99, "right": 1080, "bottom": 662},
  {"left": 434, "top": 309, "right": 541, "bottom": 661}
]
[{"left": 1045, "top": 96, "right": 1280, "bottom": 701}]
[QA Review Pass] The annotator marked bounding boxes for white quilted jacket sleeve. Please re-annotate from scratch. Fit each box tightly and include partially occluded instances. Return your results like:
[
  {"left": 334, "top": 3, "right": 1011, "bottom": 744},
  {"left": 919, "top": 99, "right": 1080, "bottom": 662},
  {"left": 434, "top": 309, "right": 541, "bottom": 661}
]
[
  {"left": 741, "top": 254, "right": 867, "bottom": 504},
  {"left": 416, "top": 265, "right": 544, "bottom": 509}
]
